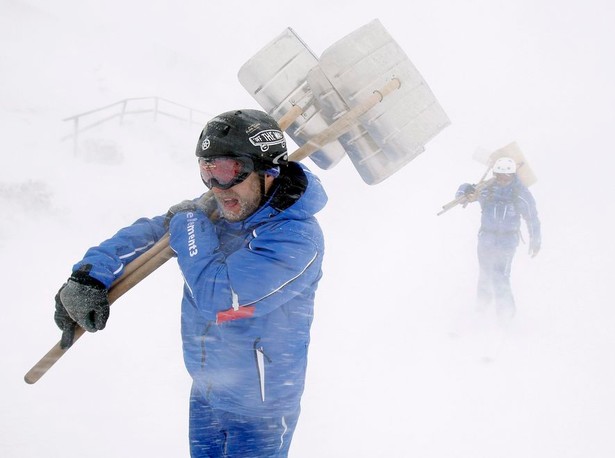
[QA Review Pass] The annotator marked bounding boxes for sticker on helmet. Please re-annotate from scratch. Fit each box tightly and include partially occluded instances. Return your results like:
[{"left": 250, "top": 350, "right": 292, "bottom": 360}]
[
  {"left": 249, "top": 129, "right": 285, "bottom": 152},
  {"left": 272, "top": 152, "right": 288, "bottom": 165},
  {"left": 201, "top": 138, "right": 211, "bottom": 150}
]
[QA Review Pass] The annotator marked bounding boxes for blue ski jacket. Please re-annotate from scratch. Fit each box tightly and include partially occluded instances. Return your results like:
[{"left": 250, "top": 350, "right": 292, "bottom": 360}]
[
  {"left": 457, "top": 176, "right": 541, "bottom": 249},
  {"left": 72, "top": 162, "right": 327, "bottom": 417}
]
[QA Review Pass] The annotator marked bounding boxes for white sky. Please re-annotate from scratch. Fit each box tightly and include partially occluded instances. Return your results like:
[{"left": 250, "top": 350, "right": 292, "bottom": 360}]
[{"left": 2, "top": 0, "right": 615, "bottom": 456}]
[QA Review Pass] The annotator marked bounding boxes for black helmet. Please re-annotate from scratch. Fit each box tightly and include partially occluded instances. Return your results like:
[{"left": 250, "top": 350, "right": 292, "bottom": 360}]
[{"left": 195, "top": 109, "right": 288, "bottom": 170}]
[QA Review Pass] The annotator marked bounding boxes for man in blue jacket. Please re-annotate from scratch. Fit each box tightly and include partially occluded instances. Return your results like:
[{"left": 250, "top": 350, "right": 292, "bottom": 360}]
[
  {"left": 54, "top": 109, "right": 328, "bottom": 457},
  {"left": 456, "top": 157, "right": 540, "bottom": 322}
]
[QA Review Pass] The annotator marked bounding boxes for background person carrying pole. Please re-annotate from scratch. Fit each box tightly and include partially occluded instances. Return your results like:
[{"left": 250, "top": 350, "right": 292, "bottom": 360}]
[{"left": 454, "top": 156, "right": 541, "bottom": 323}]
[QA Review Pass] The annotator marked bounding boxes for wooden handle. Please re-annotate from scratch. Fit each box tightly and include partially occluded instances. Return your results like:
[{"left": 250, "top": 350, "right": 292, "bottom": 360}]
[
  {"left": 289, "top": 79, "right": 401, "bottom": 162},
  {"left": 24, "top": 235, "right": 175, "bottom": 384}
]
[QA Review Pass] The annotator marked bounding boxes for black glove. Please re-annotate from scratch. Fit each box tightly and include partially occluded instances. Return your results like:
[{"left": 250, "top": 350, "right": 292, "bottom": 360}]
[
  {"left": 55, "top": 265, "right": 110, "bottom": 347},
  {"left": 463, "top": 184, "right": 476, "bottom": 196},
  {"left": 164, "top": 194, "right": 217, "bottom": 230},
  {"left": 54, "top": 284, "right": 78, "bottom": 349}
]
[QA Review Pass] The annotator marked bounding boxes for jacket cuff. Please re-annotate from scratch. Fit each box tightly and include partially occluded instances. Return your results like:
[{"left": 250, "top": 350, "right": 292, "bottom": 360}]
[{"left": 70, "top": 264, "right": 106, "bottom": 290}]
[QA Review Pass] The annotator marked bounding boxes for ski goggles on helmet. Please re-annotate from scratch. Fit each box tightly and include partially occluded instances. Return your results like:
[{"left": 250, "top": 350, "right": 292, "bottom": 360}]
[{"left": 198, "top": 156, "right": 254, "bottom": 190}]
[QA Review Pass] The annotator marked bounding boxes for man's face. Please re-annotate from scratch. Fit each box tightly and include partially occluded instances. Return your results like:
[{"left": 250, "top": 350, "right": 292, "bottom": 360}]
[
  {"left": 495, "top": 173, "right": 515, "bottom": 186},
  {"left": 212, "top": 172, "right": 263, "bottom": 222}
]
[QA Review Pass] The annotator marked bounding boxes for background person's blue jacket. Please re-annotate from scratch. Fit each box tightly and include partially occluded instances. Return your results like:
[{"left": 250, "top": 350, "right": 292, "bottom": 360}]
[
  {"left": 71, "top": 162, "right": 327, "bottom": 417},
  {"left": 457, "top": 176, "right": 541, "bottom": 250}
]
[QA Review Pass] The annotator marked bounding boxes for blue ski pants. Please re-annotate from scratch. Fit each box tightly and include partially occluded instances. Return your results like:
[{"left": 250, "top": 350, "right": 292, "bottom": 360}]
[
  {"left": 188, "top": 385, "right": 300, "bottom": 458},
  {"left": 476, "top": 231, "right": 518, "bottom": 318}
]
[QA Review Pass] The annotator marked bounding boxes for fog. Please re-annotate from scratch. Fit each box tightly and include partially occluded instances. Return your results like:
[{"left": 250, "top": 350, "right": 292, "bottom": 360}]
[{"left": 2, "top": 0, "right": 615, "bottom": 456}]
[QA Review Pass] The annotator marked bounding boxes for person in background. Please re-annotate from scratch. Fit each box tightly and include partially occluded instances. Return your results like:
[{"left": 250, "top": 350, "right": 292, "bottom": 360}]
[
  {"left": 53, "top": 109, "right": 328, "bottom": 457},
  {"left": 456, "top": 156, "right": 540, "bottom": 322}
]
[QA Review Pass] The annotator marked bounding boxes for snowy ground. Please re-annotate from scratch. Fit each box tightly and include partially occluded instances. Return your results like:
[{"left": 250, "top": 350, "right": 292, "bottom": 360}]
[{"left": 2, "top": 0, "right": 615, "bottom": 457}]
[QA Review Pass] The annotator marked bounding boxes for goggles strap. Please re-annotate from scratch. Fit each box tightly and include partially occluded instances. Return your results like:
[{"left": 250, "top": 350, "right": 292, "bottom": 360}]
[{"left": 263, "top": 166, "right": 280, "bottom": 178}]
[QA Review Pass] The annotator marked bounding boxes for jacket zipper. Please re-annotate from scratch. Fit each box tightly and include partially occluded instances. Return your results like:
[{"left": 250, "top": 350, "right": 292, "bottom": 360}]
[
  {"left": 201, "top": 323, "right": 212, "bottom": 368},
  {"left": 254, "top": 338, "right": 272, "bottom": 402}
]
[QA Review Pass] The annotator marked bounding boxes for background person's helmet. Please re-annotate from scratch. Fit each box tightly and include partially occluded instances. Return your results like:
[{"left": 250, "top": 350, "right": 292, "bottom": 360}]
[
  {"left": 195, "top": 109, "right": 288, "bottom": 171},
  {"left": 492, "top": 157, "right": 517, "bottom": 174}
]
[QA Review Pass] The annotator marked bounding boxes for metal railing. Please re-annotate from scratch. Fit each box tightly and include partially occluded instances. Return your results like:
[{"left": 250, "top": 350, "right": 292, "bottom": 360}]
[{"left": 63, "top": 97, "right": 211, "bottom": 155}]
